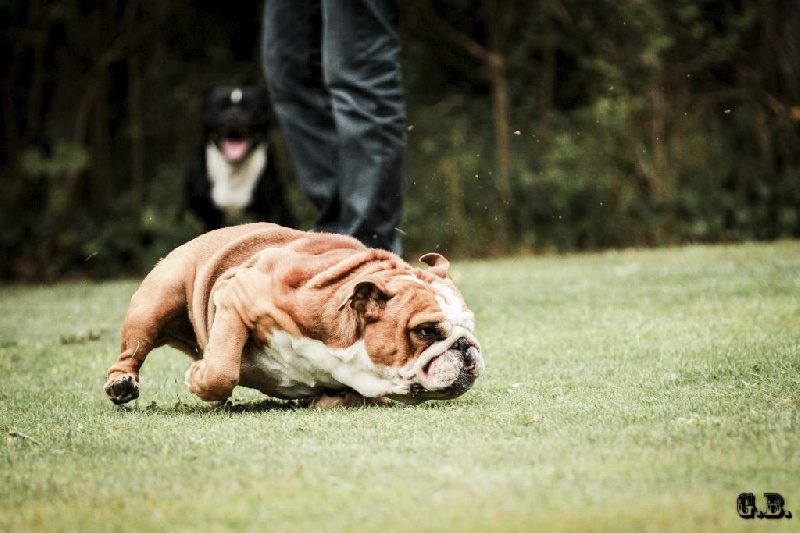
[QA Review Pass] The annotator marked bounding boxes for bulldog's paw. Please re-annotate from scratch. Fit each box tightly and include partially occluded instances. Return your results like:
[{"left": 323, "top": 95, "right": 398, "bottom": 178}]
[
  {"left": 104, "top": 374, "right": 139, "bottom": 405},
  {"left": 184, "top": 360, "right": 235, "bottom": 403},
  {"left": 304, "top": 391, "right": 390, "bottom": 408}
]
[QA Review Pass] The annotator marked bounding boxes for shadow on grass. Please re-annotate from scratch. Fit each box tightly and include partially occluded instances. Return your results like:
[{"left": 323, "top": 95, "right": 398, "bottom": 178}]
[
  {"left": 109, "top": 396, "right": 482, "bottom": 416},
  {"left": 110, "top": 397, "right": 300, "bottom": 416}
]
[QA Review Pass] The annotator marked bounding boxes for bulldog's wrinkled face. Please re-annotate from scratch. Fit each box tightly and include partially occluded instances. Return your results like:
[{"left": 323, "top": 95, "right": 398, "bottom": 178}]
[{"left": 345, "top": 255, "right": 484, "bottom": 404}]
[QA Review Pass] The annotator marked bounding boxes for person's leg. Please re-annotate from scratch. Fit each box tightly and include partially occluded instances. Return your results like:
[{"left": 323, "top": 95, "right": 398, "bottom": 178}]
[
  {"left": 262, "top": 0, "right": 340, "bottom": 229},
  {"left": 321, "top": 0, "right": 407, "bottom": 255}
]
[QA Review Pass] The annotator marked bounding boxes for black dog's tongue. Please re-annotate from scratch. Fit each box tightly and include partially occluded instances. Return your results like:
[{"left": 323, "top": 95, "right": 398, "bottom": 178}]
[{"left": 221, "top": 140, "right": 249, "bottom": 163}]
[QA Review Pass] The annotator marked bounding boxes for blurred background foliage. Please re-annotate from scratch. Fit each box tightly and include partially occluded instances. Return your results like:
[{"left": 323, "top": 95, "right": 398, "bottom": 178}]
[{"left": 1, "top": 0, "right": 798, "bottom": 281}]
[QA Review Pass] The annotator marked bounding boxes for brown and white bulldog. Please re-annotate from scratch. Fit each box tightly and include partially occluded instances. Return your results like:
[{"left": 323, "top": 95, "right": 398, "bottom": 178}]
[{"left": 104, "top": 223, "right": 484, "bottom": 407}]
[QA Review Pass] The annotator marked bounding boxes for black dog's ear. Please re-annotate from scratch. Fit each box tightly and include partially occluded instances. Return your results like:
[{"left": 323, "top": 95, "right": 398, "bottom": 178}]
[
  {"left": 420, "top": 253, "right": 450, "bottom": 279},
  {"left": 339, "top": 279, "right": 392, "bottom": 315}
]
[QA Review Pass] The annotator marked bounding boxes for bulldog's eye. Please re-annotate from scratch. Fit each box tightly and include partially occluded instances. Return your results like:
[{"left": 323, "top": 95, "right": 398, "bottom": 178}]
[{"left": 412, "top": 325, "right": 442, "bottom": 341}]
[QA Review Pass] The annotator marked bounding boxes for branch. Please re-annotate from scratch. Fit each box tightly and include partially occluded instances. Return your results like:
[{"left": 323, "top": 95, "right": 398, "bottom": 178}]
[
  {"left": 8, "top": 430, "right": 42, "bottom": 446},
  {"left": 417, "top": 0, "right": 491, "bottom": 64}
]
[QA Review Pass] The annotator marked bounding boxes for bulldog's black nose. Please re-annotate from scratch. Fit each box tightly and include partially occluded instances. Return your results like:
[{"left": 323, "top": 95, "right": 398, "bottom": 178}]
[
  {"left": 453, "top": 337, "right": 475, "bottom": 366},
  {"left": 453, "top": 337, "right": 469, "bottom": 352}
]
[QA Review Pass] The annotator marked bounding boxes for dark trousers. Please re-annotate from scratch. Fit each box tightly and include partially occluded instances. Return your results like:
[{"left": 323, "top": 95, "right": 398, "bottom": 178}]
[{"left": 262, "top": 0, "right": 407, "bottom": 254}]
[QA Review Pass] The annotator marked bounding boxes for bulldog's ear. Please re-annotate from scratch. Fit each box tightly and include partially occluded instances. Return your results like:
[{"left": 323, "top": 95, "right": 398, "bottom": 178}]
[
  {"left": 339, "top": 280, "right": 392, "bottom": 314},
  {"left": 420, "top": 253, "right": 450, "bottom": 279}
]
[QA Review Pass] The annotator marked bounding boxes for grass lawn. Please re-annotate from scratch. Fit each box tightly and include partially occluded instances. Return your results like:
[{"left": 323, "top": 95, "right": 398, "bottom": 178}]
[{"left": 1, "top": 241, "right": 798, "bottom": 532}]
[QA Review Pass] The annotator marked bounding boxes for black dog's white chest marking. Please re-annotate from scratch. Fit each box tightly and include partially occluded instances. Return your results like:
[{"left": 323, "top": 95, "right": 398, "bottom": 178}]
[{"left": 206, "top": 144, "right": 267, "bottom": 213}]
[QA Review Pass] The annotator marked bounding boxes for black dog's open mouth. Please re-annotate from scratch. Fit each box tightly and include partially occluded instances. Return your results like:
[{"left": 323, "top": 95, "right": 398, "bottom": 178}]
[
  {"left": 220, "top": 139, "right": 250, "bottom": 163},
  {"left": 211, "top": 127, "right": 260, "bottom": 164}
]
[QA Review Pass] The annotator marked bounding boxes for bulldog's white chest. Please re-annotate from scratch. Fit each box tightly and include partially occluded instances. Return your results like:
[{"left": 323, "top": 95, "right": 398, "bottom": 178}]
[{"left": 239, "top": 330, "right": 409, "bottom": 400}]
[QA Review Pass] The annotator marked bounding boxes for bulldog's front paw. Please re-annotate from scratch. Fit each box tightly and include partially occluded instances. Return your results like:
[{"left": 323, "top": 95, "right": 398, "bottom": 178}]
[
  {"left": 104, "top": 374, "right": 139, "bottom": 405},
  {"left": 184, "top": 360, "right": 236, "bottom": 403}
]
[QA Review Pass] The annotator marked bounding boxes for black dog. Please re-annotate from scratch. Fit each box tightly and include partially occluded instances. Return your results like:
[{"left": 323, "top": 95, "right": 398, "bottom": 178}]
[{"left": 187, "top": 86, "right": 295, "bottom": 230}]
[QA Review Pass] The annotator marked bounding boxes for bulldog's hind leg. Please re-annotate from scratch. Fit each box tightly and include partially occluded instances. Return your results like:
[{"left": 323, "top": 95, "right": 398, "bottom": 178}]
[
  {"left": 104, "top": 323, "right": 157, "bottom": 404},
  {"left": 104, "top": 372, "right": 140, "bottom": 405}
]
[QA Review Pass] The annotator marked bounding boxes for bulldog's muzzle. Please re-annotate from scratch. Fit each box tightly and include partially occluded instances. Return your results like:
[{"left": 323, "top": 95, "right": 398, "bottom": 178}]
[{"left": 392, "top": 335, "right": 484, "bottom": 404}]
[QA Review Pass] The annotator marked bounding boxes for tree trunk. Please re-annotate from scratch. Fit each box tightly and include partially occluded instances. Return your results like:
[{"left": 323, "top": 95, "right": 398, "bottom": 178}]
[
  {"left": 754, "top": 0, "right": 776, "bottom": 177},
  {"left": 539, "top": 0, "right": 556, "bottom": 154},
  {"left": 128, "top": 54, "right": 145, "bottom": 214},
  {"left": 489, "top": 53, "right": 512, "bottom": 204},
  {"left": 3, "top": 0, "right": 46, "bottom": 214},
  {"left": 88, "top": 3, "right": 114, "bottom": 210},
  {"left": 126, "top": 0, "right": 145, "bottom": 214},
  {"left": 649, "top": 68, "right": 669, "bottom": 205}
]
